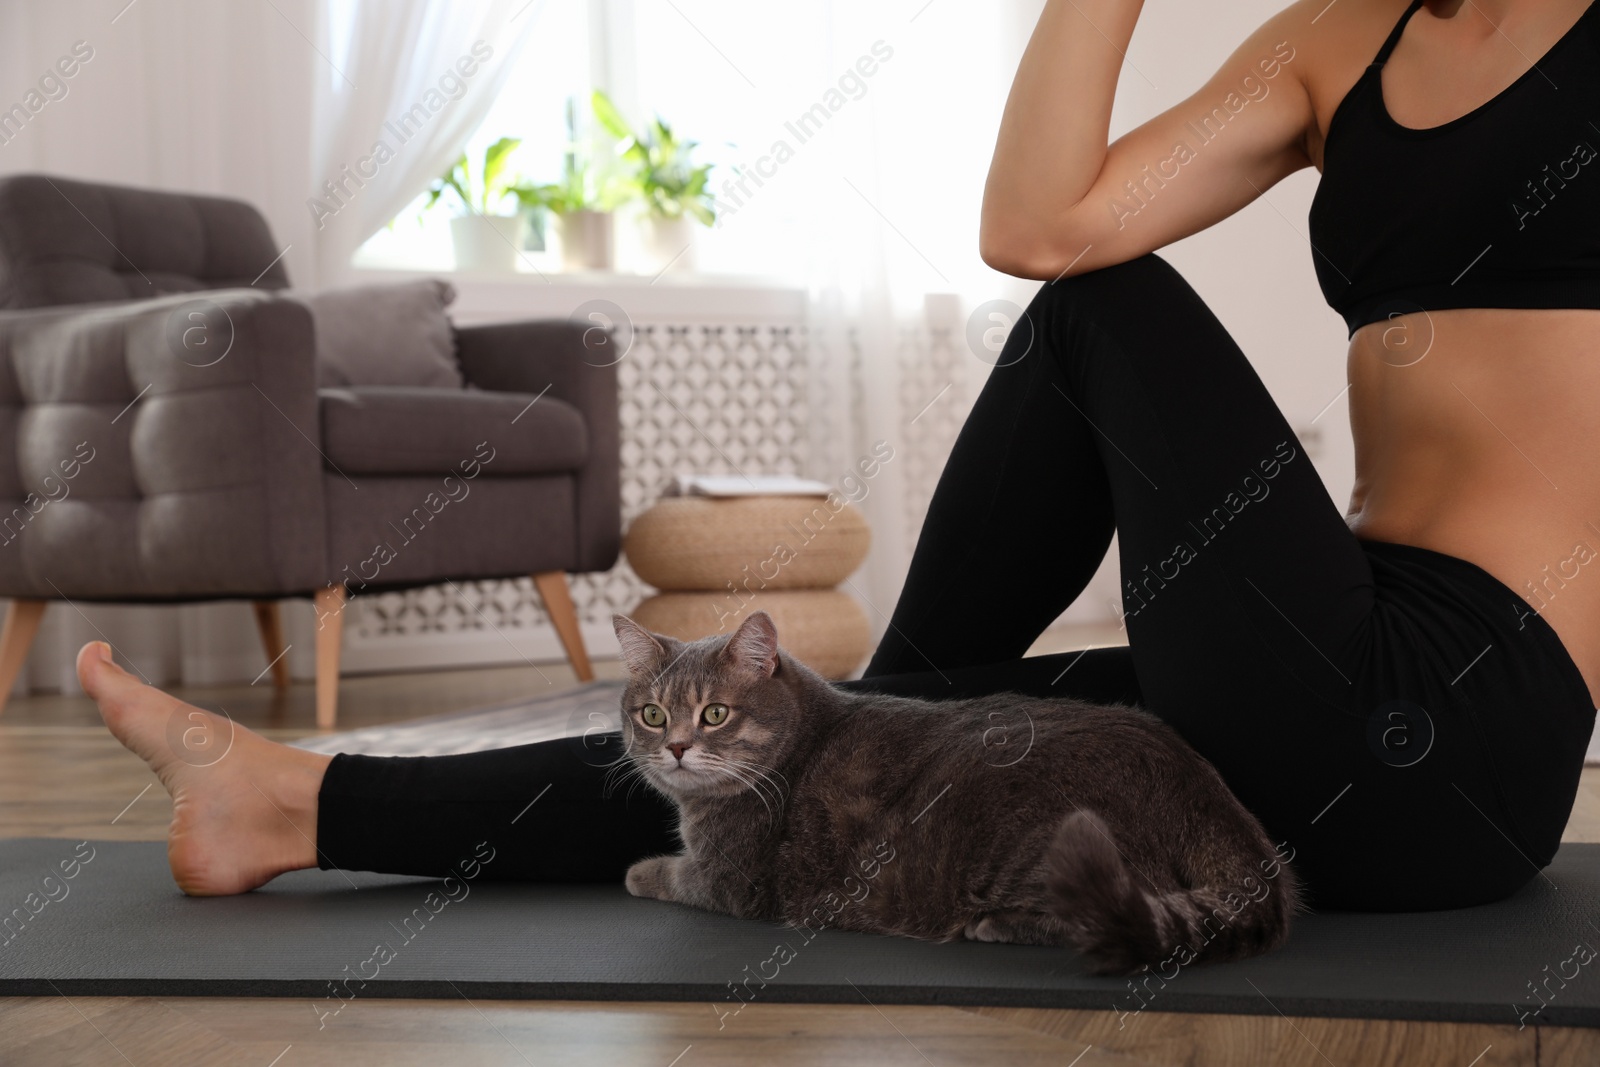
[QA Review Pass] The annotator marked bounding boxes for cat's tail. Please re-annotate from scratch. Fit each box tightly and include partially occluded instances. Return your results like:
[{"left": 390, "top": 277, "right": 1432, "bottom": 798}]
[{"left": 1043, "top": 809, "right": 1299, "bottom": 976}]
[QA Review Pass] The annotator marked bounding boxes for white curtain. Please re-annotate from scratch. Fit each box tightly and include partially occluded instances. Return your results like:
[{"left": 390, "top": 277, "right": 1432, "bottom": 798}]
[
  {"left": 0, "top": 0, "right": 320, "bottom": 282},
  {"left": 310, "top": 0, "right": 544, "bottom": 286}
]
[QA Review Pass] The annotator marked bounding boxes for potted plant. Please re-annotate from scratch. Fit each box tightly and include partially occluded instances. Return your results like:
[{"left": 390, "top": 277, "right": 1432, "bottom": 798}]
[
  {"left": 513, "top": 98, "right": 630, "bottom": 272},
  {"left": 427, "top": 137, "right": 532, "bottom": 271},
  {"left": 591, "top": 90, "right": 716, "bottom": 274}
]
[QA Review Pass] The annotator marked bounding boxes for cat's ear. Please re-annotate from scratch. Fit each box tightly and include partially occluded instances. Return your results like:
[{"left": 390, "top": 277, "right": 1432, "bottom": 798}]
[
  {"left": 721, "top": 610, "right": 779, "bottom": 677},
  {"left": 612, "top": 615, "right": 668, "bottom": 676}
]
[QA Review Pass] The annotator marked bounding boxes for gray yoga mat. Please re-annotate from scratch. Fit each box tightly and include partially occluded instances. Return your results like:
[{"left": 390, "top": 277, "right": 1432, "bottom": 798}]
[{"left": 2, "top": 838, "right": 1597, "bottom": 1028}]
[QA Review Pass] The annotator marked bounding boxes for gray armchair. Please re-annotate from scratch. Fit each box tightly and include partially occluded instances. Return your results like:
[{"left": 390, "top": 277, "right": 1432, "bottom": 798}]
[{"left": 0, "top": 174, "right": 619, "bottom": 724}]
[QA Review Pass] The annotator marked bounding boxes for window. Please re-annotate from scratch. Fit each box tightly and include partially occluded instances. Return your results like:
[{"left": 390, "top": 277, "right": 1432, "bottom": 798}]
[
  {"left": 356, "top": 1, "right": 865, "bottom": 278},
  {"left": 355, "top": 0, "right": 593, "bottom": 271},
  {"left": 354, "top": 0, "right": 1007, "bottom": 292}
]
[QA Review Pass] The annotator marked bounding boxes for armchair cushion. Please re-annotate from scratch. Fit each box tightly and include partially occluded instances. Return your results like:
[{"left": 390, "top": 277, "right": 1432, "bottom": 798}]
[
  {"left": 299, "top": 279, "right": 463, "bottom": 389},
  {"left": 318, "top": 386, "right": 588, "bottom": 477}
]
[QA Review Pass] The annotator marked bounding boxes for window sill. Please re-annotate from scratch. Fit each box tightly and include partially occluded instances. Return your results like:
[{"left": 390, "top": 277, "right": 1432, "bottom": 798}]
[{"left": 346, "top": 260, "right": 807, "bottom": 325}]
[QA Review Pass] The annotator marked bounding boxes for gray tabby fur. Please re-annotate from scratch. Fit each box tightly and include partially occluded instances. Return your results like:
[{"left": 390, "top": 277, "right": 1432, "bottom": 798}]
[{"left": 613, "top": 610, "right": 1301, "bottom": 975}]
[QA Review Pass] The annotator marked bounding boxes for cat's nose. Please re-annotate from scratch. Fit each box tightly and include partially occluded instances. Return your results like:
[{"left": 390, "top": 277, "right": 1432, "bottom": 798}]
[{"left": 668, "top": 742, "right": 692, "bottom": 761}]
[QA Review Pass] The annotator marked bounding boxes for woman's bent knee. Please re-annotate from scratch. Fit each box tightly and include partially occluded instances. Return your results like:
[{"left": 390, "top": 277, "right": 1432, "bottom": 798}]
[
  {"left": 1023, "top": 252, "right": 1223, "bottom": 366},
  {"left": 1027, "top": 252, "right": 1186, "bottom": 317}
]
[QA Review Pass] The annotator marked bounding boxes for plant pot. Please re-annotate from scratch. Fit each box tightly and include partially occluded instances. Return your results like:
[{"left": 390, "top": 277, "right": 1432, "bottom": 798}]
[
  {"left": 521, "top": 207, "right": 547, "bottom": 252},
  {"left": 556, "top": 210, "right": 614, "bottom": 272},
  {"left": 639, "top": 214, "right": 698, "bottom": 274},
  {"left": 449, "top": 214, "right": 527, "bottom": 271}
]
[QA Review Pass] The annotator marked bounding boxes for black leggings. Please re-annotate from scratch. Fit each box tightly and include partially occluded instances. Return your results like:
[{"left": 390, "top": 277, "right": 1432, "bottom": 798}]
[{"left": 317, "top": 255, "right": 1596, "bottom": 911}]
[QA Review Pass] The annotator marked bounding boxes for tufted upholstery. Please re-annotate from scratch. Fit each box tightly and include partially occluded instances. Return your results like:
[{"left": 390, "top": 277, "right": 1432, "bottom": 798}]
[
  {"left": 0, "top": 175, "right": 289, "bottom": 309},
  {"left": 0, "top": 290, "right": 325, "bottom": 600}
]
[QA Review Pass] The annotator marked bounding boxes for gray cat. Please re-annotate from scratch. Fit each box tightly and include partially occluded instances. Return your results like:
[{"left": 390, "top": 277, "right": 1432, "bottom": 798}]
[{"left": 613, "top": 610, "right": 1300, "bottom": 975}]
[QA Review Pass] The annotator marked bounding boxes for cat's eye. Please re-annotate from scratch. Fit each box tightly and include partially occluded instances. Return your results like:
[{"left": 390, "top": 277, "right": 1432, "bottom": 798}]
[
  {"left": 640, "top": 704, "right": 667, "bottom": 727},
  {"left": 702, "top": 703, "right": 729, "bottom": 726}
]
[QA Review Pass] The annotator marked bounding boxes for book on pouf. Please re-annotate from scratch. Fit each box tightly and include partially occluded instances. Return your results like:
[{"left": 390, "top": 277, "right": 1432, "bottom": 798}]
[{"left": 663, "top": 474, "right": 833, "bottom": 499}]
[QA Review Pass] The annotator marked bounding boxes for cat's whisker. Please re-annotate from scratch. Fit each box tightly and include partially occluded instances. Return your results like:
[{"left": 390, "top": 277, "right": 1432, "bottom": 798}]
[
  {"left": 721, "top": 763, "right": 788, "bottom": 831},
  {"left": 601, "top": 751, "right": 636, "bottom": 793},
  {"left": 719, "top": 756, "right": 790, "bottom": 814},
  {"left": 600, "top": 758, "right": 649, "bottom": 801},
  {"left": 728, "top": 757, "right": 791, "bottom": 802},
  {"left": 702, "top": 755, "right": 775, "bottom": 821},
  {"left": 713, "top": 763, "right": 771, "bottom": 816},
  {"left": 624, "top": 774, "right": 650, "bottom": 804},
  {"left": 744, "top": 760, "right": 791, "bottom": 792},
  {"left": 701, "top": 751, "right": 781, "bottom": 808},
  {"left": 607, "top": 747, "right": 665, "bottom": 802},
  {"left": 723, "top": 754, "right": 790, "bottom": 799}
]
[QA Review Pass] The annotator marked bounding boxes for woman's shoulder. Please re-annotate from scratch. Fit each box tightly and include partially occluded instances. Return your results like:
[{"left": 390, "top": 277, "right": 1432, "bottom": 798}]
[{"left": 1268, "top": 0, "right": 1418, "bottom": 169}]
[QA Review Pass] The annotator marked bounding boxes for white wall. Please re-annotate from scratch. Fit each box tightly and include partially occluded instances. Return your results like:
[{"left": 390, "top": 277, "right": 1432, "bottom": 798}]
[{"left": 0, "top": 0, "right": 319, "bottom": 285}]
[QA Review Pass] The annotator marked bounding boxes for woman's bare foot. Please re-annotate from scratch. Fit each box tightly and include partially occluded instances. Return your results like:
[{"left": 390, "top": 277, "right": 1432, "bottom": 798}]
[{"left": 77, "top": 641, "right": 333, "bottom": 895}]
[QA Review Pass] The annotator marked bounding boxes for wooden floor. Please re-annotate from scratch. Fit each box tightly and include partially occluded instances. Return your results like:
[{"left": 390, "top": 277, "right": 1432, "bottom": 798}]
[{"left": 2, "top": 627, "right": 1597, "bottom": 1066}]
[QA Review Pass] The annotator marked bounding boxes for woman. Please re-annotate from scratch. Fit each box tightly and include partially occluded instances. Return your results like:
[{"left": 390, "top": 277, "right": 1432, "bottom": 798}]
[{"left": 82, "top": 0, "right": 1598, "bottom": 911}]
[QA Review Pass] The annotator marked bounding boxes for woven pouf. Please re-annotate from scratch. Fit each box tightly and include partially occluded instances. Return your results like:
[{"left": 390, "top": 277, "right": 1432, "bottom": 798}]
[
  {"left": 622, "top": 495, "right": 874, "bottom": 678},
  {"left": 632, "top": 589, "right": 871, "bottom": 679},
  {"left": 623, "top": 496, "right": 869, "bottom": 591}
]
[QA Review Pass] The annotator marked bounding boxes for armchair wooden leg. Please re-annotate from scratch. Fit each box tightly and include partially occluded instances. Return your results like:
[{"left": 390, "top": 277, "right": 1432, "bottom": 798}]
[
  {"left": 251, "top": 600, "right": 291, "bottom": 690},
  {"left": 532, "top": 571, "right": 594, "bottom": 682},
  {"left": 313, "top": 585, "right": 347, "bottom": 729},
  {"left": 0, "top": 599, "right": 45, "bottom": 714}
]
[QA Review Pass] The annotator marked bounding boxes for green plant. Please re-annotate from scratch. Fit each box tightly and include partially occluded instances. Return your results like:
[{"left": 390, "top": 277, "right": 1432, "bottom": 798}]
[
  {"left": 425, "top": 136, "right": 525, "bottom": 216},
  {"left": 591, "top": 89, "right": 716, "bottom": 225},
  {"left": 510, "top": 97, "right": 628, "bottom": 217}
]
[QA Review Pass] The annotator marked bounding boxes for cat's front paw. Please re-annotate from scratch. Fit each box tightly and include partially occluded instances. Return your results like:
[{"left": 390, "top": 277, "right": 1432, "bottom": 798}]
[
  {"left": 625, "top": 856, "right": 677, "bottom": 902},
  {"left": 963, "top": 916, "right": 1015, "bottom": 943}
]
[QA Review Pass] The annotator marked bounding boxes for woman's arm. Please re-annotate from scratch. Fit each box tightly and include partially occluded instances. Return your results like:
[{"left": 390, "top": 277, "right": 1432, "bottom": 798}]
[{"left": 981, "top": 0, "right": 1320, "bottom": 279}]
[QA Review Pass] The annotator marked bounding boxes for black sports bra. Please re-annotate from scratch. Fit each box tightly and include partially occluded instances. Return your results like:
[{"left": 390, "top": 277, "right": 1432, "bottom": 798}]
[{"left": 1309, "top": 0, "right": 1600, "bottom": 337}]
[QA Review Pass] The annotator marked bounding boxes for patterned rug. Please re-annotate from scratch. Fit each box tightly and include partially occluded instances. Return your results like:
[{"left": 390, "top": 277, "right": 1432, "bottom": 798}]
[{"left": 290, "top": 681, "right": 626, "bottom": 757}]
